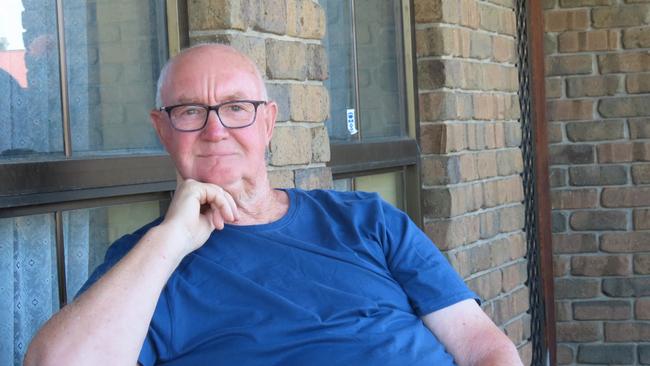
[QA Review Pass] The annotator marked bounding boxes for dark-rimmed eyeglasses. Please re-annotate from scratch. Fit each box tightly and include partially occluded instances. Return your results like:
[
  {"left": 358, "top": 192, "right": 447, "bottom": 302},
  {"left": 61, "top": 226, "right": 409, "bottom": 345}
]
[{"left": 158, "top": 100, "right": 267, "bottom": 132}]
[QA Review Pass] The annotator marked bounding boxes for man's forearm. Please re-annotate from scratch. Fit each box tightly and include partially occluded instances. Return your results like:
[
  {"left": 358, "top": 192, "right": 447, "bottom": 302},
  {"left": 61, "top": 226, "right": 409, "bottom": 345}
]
[{"left": 24, "top": 224, "right": 186, "bottom": 366}]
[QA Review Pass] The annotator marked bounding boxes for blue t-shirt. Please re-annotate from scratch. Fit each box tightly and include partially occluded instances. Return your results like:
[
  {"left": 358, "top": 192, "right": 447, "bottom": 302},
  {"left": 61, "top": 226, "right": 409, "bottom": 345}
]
[{"left": 79, "top": 189, "right": 477, "bottom": 365}]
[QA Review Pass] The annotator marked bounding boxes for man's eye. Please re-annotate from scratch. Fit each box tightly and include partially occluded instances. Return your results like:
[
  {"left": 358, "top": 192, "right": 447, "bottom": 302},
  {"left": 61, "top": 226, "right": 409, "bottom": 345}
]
[
  {"left": 180, "top": 107, "right": 203, "bottom": 116},
  {"left": 225, "top": 104, "right": 245, "bottom": 113}
]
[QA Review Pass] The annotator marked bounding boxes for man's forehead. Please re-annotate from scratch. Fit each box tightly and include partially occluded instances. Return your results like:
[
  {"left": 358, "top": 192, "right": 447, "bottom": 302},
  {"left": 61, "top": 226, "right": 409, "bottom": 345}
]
[
  {"left": 165, "top": 69, "right": 260, "bottom": 95},
  {"left": 174, "top": 91, "right": 250, "bottom": 104},
  {"left": 162, "top": 48, "right": 263, "bottom": 101}
]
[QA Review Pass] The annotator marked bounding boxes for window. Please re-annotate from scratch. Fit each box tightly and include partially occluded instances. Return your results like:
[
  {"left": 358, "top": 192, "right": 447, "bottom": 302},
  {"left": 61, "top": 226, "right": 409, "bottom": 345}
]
[
  {"left": 322, "top": 0, "right": 421, "bottom": 222},
  {"left": 0, "top": 1, "right": 185, "bottom": 364},
  {"left": 1, "top": 1, "right": 170, "bottom": 159},
  {"left": 333, "top": 171, "right": 406, "bottom": 210},
  {"left": 0, "top": 200, "right": 168, "bottom": 365}
]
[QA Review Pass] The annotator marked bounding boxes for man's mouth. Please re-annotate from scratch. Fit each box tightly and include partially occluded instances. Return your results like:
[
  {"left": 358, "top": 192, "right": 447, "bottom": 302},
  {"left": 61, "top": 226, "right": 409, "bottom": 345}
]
[{"left": 197, "top": 152, "right": 236, "bottom": 157}]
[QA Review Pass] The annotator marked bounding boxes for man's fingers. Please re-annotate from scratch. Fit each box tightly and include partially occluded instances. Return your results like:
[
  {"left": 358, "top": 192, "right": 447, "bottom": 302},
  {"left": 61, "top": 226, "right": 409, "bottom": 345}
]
[
  {"left": 211, "top": 209, "right": 225, "bottom": 230},
  {"left": 161, "top": 179, "right": 239, "bottom": 253},
  {"left": 171, "top": 179, "right": 239, "bottom": 229},
  {"left": 200, "top": 183, "right": 238, "bottom": 224},
  {"left": 224, "top": 191, "right": 239, "bottom": 222}
]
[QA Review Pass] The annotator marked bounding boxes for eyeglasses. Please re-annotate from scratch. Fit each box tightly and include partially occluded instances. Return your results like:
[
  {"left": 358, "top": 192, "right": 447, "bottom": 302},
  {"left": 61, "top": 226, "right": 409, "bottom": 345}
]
[{"left": 158, "top": 100, "right": 267, "bottom": 132}]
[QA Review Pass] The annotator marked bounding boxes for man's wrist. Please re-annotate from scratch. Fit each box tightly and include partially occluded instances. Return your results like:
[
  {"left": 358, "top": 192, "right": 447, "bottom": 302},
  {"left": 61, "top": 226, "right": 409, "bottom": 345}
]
[{"left": 141, "top": 223, "right": 195, "bottom": 265}]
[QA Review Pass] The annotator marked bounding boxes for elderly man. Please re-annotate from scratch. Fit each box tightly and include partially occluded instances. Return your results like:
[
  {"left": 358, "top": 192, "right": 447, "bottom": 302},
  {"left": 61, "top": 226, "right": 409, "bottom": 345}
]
[{"left": 26, "top": 44, "right": 523, "bottom": 366}]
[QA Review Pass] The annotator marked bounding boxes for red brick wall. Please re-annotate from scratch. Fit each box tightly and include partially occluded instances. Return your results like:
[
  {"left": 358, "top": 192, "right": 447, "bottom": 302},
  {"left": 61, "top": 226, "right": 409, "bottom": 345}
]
[{"left": 544, "top": 0, "right": 650, "bottom": 364}]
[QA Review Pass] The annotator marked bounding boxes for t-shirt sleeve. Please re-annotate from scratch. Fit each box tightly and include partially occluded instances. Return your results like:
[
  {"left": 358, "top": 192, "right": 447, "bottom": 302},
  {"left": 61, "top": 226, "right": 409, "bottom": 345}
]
[
  {"left": 74, "top": 217, "right": 163, "bottom": 298},
  {"left": 377, "top": 198, "right": 479, "bottom": 316}
]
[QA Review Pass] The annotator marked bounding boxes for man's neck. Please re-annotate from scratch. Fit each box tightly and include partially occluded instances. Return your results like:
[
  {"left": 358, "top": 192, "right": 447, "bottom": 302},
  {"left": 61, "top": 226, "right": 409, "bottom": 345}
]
[{"left": 231, "top": 182, "right": 289, "bottom": 226}]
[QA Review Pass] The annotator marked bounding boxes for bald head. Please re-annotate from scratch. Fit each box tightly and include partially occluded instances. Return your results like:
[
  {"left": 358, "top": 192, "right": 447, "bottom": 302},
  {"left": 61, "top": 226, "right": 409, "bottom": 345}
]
[
  {"left": 155, "top": 43, "right": 267, "bottom": 107},
  {"left": 149, "top": 43, "right": 278, "bottom": 189}
]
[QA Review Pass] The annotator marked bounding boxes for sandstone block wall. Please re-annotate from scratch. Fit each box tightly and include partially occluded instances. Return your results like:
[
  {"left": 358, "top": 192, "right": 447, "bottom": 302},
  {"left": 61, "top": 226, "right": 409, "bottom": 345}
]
[{"left": 187, "top": 0, "right": 332, "bottom": 189}]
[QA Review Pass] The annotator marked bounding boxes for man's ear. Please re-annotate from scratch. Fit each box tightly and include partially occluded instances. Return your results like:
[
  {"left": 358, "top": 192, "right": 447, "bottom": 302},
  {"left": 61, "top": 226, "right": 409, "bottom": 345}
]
[
  {"left": 150, "top": 110, "right": 172, "bottom": 151},
  {"left": 262, "top": 101, "right": 278, "bottom": 144}
]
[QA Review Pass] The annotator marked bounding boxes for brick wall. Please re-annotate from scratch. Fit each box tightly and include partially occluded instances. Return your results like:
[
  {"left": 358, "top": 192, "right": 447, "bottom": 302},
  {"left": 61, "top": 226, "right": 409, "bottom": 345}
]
[
  {"left": 545, "top": 0, "right": 650, "bottom": 364},
  {"left": 414, "top": 0, "right": 531, "bottom": 362},
  {"left": 187, "top": 0, "right": 332, "bottom": 190}
]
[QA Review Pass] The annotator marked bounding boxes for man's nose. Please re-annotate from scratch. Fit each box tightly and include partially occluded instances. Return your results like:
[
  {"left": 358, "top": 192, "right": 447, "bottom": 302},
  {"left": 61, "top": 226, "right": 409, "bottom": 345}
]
[{"left": 201, "top": 109, "right": 229, "bottom": 138}]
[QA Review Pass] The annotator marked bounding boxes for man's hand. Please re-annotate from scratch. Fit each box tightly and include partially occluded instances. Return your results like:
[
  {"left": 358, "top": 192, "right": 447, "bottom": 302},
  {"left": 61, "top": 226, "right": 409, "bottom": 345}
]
[{"left": 161, "top": 179, "right": 239, "bottom": 256}]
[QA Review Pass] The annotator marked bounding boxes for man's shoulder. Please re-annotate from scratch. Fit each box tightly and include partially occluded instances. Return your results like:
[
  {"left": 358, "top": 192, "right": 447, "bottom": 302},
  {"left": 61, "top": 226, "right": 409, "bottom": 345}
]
[
  {"left": 105, "top": 217, "right": 164, "bottom": 260},
  {"left": 74, "top": 217, "right": 163, "bottom": 299}
]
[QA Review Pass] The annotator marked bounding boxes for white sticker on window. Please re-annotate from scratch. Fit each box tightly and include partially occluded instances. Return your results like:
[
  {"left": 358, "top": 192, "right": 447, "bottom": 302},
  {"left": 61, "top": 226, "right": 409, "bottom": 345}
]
[{"left": 346, "top": 109, "right": 358, "bottom": 135}]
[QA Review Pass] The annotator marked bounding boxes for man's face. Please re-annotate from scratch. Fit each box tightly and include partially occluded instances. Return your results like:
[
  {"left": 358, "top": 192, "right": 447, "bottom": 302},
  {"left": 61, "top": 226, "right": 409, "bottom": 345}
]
[{"left": 151, "top": 47, "right": 276, "bottom": 189}]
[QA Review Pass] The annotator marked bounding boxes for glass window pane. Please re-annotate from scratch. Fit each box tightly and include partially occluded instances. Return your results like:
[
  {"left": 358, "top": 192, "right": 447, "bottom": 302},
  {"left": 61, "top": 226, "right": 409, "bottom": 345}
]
[
  {"left": 0, "top": 1, "right": 64, "bottom": 160},
  {"left": 323, "top": 0, "right": 358, "bottom": 143},
  {"left": 332, "top": 177, "right": 353, "bottom": 192},
  {"left": 63, "top": 200, "right": 163, "bottom": 302},
  {"left": 354, "top": 0, "right": 406, "bottom": 140},
  {"left": 322, "top": 0, "right": 406, "bottom": 143},
  {"left": 333, "top": 171, "right": 405, "bottom": 209},
  {"left": 0, "top": 214, "right": 59, "bottom": 366},
  {"left": 355, "top": 171, "right": 404, "bottom": 209},
  {"left": 65, "top": 0, "right": 167, "bottom": 154}
]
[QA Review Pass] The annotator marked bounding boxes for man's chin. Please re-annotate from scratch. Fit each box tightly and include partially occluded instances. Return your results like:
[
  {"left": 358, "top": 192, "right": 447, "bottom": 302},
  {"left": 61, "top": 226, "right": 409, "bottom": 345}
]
[{"left": 193, "top": 171, "right": 240, "bottom": 188}]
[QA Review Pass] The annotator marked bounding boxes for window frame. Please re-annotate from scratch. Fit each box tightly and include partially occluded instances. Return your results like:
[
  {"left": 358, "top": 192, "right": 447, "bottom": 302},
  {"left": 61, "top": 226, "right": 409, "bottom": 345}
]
[
  {"left": 0, "top": 0, "right": 187, "bottom": 215},
  {"left": 327, "top": 0, "right": 421, "bottom": 226}
]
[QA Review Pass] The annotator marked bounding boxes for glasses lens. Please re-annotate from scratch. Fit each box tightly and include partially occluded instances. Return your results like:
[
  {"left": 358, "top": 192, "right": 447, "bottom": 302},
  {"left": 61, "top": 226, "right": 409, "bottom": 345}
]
[
  {"left": 218, "top": 101, "right": 256, "bottom": 128},
  {"left": 170, "top": 105, "right": 208, "bottom": 131}
]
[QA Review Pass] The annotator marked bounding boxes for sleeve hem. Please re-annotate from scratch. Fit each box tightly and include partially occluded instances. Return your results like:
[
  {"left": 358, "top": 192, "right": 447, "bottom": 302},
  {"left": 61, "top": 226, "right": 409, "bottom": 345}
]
[{"left": 415, "top": 291, "right": 481, "bottom": 317}]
